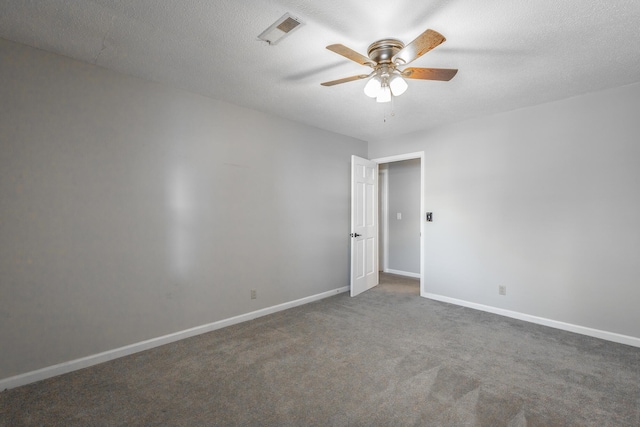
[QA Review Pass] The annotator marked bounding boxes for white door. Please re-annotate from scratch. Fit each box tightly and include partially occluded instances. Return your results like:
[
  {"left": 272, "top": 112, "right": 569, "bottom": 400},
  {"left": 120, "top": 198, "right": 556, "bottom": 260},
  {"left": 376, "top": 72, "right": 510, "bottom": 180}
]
[{"left": 350, "top": 155, "right": 379, "bottom": 296}]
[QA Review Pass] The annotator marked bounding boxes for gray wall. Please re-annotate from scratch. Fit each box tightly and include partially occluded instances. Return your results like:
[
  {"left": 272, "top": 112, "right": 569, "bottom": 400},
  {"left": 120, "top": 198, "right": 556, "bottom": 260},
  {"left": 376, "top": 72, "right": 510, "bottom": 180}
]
[
  {"left": 369, "top": 82, "right": 640, "bottom": 339},
  {"left": 386, "top": 159, "right": 420, "bottom": 275},
  {"left": 0, "top": 38, "right": 367, "bottom": 380}
]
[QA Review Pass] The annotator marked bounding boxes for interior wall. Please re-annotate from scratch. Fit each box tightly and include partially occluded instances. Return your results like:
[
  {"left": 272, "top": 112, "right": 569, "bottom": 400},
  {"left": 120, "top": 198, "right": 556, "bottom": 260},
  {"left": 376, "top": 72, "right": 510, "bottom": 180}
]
[
  {"left": 369, "top": 82, "right": 640, "bottom": 340},
  {"left": 386, "top": 159, "right": 420, "bottom": 275},
  {"left": 0, "top": 38, "right": 367, "bottom": 380}
]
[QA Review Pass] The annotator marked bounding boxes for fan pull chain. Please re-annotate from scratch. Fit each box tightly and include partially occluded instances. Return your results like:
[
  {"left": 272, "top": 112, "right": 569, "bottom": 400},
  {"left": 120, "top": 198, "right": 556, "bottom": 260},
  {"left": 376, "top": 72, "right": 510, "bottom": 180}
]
[{"left": 383, "top": 96, "right": 396, "bottom": 123}]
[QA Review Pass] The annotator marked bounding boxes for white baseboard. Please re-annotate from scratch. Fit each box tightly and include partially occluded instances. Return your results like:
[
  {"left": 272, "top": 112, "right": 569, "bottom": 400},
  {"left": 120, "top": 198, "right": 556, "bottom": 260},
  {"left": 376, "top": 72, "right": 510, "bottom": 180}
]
[
  {"left": 1, "top": 286, "right": 349, "bottom": 391},
  {"left": 423, "top": 292, "right": 640, "bottom": 348},
  {"left": 384, "top": 268, "right": 421, "bottom": 279}
]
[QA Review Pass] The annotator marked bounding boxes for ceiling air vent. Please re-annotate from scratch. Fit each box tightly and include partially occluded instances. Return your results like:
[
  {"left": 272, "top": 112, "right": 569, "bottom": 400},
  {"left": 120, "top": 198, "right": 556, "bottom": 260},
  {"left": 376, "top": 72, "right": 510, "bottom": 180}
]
[{"left": 258, "top": 13, "right": 303, "bottom": 45}]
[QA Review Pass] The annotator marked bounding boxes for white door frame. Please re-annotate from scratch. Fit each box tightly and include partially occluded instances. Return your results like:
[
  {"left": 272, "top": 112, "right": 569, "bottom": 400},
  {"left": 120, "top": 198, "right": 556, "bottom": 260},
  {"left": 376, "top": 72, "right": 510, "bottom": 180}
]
[
  {"left": 371, "top": 152, "right": 425, "bottom": 296},
  {"left": 378, "top": 167, "right": 389, "bottom": 273}
]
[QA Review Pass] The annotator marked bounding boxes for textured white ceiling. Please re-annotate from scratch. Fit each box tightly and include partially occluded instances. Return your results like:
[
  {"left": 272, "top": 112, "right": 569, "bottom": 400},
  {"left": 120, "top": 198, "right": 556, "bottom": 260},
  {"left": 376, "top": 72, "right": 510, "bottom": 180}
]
[{"left": 2, "top": 0, "right": 640, "bottom": 142}]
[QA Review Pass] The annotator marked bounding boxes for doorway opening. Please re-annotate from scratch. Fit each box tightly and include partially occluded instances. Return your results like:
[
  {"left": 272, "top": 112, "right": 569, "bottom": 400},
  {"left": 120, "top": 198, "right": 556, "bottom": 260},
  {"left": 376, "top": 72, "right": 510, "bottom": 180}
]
[{"left": 372, "top": 152, "right": 425, "bottom": 296}]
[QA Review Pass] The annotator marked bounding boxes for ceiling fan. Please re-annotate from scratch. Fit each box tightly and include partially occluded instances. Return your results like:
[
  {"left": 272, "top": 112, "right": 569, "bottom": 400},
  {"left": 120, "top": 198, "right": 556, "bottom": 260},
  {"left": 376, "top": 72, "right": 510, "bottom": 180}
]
[{"left": 321, "top": 28, "right": 457, "bottom": 103}]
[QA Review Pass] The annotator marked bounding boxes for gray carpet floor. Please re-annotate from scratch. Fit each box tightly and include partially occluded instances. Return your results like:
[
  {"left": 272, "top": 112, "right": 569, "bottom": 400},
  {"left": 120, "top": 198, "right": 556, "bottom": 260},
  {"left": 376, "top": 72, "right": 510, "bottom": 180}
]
[{"left": 1, "top": 273, "right": 639, "bottom": 426}]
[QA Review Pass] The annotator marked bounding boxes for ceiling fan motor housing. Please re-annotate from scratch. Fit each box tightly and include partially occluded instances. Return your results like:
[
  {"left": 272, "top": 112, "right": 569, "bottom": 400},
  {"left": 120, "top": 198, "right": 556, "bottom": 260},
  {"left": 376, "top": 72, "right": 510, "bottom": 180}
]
[{"left": 367, "top": 39, "right": 405, "bottom": 64}]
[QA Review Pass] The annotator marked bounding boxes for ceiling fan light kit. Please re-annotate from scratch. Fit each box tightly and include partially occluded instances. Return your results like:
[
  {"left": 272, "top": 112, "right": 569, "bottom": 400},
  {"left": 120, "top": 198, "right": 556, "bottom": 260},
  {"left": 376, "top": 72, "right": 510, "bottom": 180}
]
[
  {"left": 321, "top": 29, "right": 458, "bottom": 103},
  {"left": 363, "top": 63, "right": 409, "bottom": 102}
]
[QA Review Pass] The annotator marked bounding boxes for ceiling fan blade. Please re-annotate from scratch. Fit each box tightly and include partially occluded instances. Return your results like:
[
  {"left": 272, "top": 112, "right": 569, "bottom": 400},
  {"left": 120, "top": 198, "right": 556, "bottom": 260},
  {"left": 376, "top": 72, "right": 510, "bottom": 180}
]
[
  {"left": 402, "top": 67, "right": 458, "bottom": 81},
  {"left": 326, "top": 44, "right": 375, "bottom": 67},
  {"left": 392, "top": 29, "right": 446, "bottom": 65},
  {"left": 321, "top": 74, "right": 370, "bottom": 86}
]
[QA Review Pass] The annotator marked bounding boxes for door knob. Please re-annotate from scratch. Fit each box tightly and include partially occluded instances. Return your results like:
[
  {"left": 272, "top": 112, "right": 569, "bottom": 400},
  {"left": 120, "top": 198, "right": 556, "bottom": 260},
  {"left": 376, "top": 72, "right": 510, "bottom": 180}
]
[{"left": 350, "top": 233, "right": 362, "bottom": 237}]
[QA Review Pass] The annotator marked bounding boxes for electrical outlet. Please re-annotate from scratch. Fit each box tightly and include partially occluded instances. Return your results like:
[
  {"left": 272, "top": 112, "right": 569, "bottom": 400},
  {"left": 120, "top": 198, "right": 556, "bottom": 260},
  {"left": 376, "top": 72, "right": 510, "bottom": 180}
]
[
  {"left": 251, "top": 289, "right": 257, "bottom": 299},
  {"left": 499, "top": 285, "right": 506, "bottom": 296}
]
